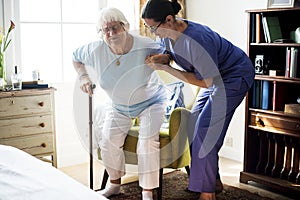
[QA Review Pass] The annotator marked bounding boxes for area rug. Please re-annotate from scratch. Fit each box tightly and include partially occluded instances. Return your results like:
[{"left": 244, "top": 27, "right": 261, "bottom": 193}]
[{"left": 108, "top": 170, "right": 272, "bottom": 200}]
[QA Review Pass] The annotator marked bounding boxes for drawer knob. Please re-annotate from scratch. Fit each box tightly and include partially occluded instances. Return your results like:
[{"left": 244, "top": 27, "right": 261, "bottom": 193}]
[
  {"left": 41, "top": 143, "right": 47, "bottom": 148},
  {"left": 39, "top": 122, "right": 45, "bottom": 127},
  {"left": 296, "top": 124, "right": 300, "bottom": 130},
  {"left": 256, "top": 117, "right": 265, "bottom": 127},
  {"left": 39, "top": 102, "right": 44, "bottom": 107}
]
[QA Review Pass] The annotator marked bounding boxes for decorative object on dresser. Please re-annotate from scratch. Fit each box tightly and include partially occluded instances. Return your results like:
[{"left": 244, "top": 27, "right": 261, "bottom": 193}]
[
  {"left": 241, "top": 7, "right": 300, "bottom": 199},
  {"left": 11, "top": 65, "right": 22, "bottom": 90},
  {"left": 0, "top": 88, "right": 57, "bottom": 167}
]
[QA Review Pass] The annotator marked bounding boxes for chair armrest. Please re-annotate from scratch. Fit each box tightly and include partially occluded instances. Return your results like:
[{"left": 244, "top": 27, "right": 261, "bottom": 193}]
[
  {"left": 168, "top": 107, "right": 191, "bottom": 168},
  {"left": 169, "top": 107, "right": 191, "bottom": 140}
]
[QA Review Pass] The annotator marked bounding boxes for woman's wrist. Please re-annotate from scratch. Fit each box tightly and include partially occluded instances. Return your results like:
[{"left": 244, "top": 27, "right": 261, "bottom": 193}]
[
  {"left": 165, "top": 54, "right": 172, "bottom": 62},
  {"left": 79, "top": 73, "right": 89, "bottom": 81}
]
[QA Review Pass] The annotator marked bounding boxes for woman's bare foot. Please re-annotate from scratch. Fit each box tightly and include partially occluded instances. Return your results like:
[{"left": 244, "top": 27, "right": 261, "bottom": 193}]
[{"left": 199, "top": 192, "right": 216, "bottom": 200}]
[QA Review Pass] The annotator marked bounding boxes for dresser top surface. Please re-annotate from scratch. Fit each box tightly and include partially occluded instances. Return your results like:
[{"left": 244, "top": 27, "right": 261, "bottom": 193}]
[{"left": 0, "top": 87, "right": 56, "bottom": 97}]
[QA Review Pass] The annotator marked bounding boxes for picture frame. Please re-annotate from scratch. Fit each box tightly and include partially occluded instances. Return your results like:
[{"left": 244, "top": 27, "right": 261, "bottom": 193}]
[{"left": 267, "top": 0, "right": 295, "bottom": 8}]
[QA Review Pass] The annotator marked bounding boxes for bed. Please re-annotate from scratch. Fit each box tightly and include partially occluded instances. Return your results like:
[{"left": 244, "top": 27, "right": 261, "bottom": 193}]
[{"left": 0, "top": 144, "right": 108, "bottom": 200}]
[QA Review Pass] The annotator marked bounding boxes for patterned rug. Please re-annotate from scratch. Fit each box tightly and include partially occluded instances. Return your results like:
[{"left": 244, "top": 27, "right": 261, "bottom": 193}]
[{"left": 108, "top": 170, "right": 272, "bottom": 200}]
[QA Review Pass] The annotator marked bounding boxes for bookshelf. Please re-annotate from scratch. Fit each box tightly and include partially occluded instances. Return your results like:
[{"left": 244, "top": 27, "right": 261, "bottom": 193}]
[{"left": 240, "top": 8, "right": 300, "bottom": 198}]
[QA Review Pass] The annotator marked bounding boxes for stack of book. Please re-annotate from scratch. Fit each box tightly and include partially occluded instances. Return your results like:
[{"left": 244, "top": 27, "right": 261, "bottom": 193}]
[
  {"left": 251, "top": 80, "right": 273, "bottom": 110},
  {"left": 251, "top": 80, "right": 289, "bottom": 111},
  {"left": 252, "top": 13, "right": 286, "bottom": 43},
  {"left": 285, "top": 47, "right": 299, "bottom": 78},
  {"left": 22, "top": 80, "right": 48, "bottom": 89},
  {"left": 261, "top": 15, "right": 282, "bottom": 43}
]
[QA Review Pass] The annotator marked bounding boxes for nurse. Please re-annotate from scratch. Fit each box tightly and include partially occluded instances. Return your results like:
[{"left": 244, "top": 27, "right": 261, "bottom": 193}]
[{"left": 142, "top": 0, "right": 255, "bottom": 199}]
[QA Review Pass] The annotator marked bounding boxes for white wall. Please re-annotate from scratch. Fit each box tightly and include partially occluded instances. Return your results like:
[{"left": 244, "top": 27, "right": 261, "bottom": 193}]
[
  {"left": 186, "top": 0, "right": 267, "bottom": 162},
  {"left": 53, "top": 82, "right": 90, "bottom": 167},
  {"left": 0, "top": 0, "right": 3, "bottom": 27},
  {"left": 55, "top": 0, "right": 270, "bottom": 168}
]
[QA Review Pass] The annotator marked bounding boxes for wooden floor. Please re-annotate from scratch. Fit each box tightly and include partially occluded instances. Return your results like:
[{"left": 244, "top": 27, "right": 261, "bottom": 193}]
[{"left": 59, "top": 157, "right": 295, "bottom": 200}]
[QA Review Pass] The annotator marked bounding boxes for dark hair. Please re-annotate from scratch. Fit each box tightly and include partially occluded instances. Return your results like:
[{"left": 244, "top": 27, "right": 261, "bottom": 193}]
[{"left": 142, "top": 0, "right": 182, "bottom": 22}]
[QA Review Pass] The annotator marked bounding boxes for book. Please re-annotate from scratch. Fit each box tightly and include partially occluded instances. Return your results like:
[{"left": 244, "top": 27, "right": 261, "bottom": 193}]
[
  {"left": 261, "top": 15, "right": 270, "bottom": 43},
  {"left": 262, "top": 80, "right": 271, "bottom": 110},
  {"left": 272, "top": 82, "right": 287, "bottom": 111},
  {"left": 290, "top": 47, "right": 298, "bottom": 78},
  {"left": 22, "top": 84, "right": 48, "bottom": 89},
  {"left": 251, "top": 81, "right": 257, "bottom": 108},
  {"left": 255, "top": 13, "right": 260, "bottom": 43},
  {"left": 272, "top": 81, "right": 278, "bottom": 111},
  {"left": 22, "top": 80, "right": 44, "bottom": 85},
  {"left": 285, "top": 47, "right": 291, "bottom": 78},
  {"left": 22, "top": 80, "right": 48, "bottom": 89},
  {"left": 262, "top": 15, "right": 282, "bottom": 43},
  {"left": 251, "top": 13, "right": 256, "bottom": 43},
  {"left": 255, "top": 80, "right": 262, "bottom": 109}
]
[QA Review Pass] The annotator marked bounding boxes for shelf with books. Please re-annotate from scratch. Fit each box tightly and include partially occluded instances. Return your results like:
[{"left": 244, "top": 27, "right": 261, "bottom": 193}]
[
  {"left": 248, "top": 8, "right": 300, "bottom": 44},
  {"left": 249, "top": 79, "right": 300, "bottom": 112},
  {"left": 241, "top": 8, "right": 300, "bottom": 198}
]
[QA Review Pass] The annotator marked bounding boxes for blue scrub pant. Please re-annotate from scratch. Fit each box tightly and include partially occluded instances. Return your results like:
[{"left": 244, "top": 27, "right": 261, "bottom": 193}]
[{"left": 187, "top": 79, "right": 252, "bottom": 193}]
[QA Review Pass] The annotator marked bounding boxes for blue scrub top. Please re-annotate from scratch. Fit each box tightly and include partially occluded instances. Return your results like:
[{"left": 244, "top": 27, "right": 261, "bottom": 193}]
[{"left": 162, "top": 20, "right": 255, "bottom": 90}]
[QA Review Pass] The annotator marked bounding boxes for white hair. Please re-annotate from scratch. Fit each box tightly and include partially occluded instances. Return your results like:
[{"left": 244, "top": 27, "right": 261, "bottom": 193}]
[{"left": 96, "top": 7, "right": 130, "bottom": 33}]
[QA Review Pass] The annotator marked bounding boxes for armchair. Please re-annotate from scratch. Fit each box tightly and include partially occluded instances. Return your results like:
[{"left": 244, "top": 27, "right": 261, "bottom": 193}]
[{"left": 98, "top": 71, "right": 199, "bottom": 200}]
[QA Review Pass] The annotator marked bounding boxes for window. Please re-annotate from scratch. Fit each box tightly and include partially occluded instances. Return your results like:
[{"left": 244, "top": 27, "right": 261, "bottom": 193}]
[{"left": 5, "top": 0, "right": 139, "bottom": 83}]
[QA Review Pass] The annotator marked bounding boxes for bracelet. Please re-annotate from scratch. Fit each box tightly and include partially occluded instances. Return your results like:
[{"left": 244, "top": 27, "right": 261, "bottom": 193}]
[{"left": 79, "top": 73, "right": 88, "bottom": 81}]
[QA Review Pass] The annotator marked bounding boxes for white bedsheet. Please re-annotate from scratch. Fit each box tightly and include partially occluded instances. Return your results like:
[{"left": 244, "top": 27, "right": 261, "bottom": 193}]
[{"left": 0, "top": 145, "right": 107, "bottom": 200}]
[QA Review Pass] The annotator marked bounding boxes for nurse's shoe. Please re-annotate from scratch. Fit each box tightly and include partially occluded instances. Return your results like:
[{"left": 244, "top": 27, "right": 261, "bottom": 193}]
[
  {"left": 142, "top": 190, "right": 153, "bottom": 200},
  {"left": 97, "top": 183, "right": 120, "bottom": 197}
]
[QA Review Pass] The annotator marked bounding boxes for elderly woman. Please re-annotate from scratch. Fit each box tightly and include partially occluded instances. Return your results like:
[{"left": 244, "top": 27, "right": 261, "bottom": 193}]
[{"left": 72, "top": 7, "right": 169, "bottom": 200}]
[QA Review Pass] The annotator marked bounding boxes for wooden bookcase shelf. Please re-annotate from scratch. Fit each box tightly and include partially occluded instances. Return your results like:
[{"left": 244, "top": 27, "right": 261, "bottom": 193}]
[
  {"left": 240, "top": 8, "right": 300, "bottom": 198},
  {"left": 250, "top": 43, "right": 300, "bottom": 47},
  {"left": 255, "top": 74, "right": 300, "bottom": 83},
  {"left": 249, "top": 108, "right": 299, "bottom": 117}
]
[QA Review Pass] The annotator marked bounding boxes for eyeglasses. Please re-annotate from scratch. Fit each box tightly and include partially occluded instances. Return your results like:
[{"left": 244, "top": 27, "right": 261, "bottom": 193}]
[
  {"left": 100, "top": 23, "right": 123, "bottom": 35},
  {"left": 144, "top": 21, "right": 163, "bottom": 33}
]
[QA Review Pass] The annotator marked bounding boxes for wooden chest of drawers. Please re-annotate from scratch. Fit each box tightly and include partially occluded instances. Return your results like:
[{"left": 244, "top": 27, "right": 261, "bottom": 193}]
[{"left": 0, "top": 88, "right": 57, "bottom": 167}]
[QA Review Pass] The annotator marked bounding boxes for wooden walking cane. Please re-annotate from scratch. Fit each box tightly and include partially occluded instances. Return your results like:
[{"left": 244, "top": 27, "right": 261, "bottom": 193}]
[{"left": 89, "top": 84, "right": 96, "bottom": 190}]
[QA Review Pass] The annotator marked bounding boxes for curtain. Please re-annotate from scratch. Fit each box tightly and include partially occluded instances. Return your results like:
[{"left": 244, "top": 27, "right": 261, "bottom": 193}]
[{"left": 139, "top": 0, "right": 186, "bottom": 38}]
